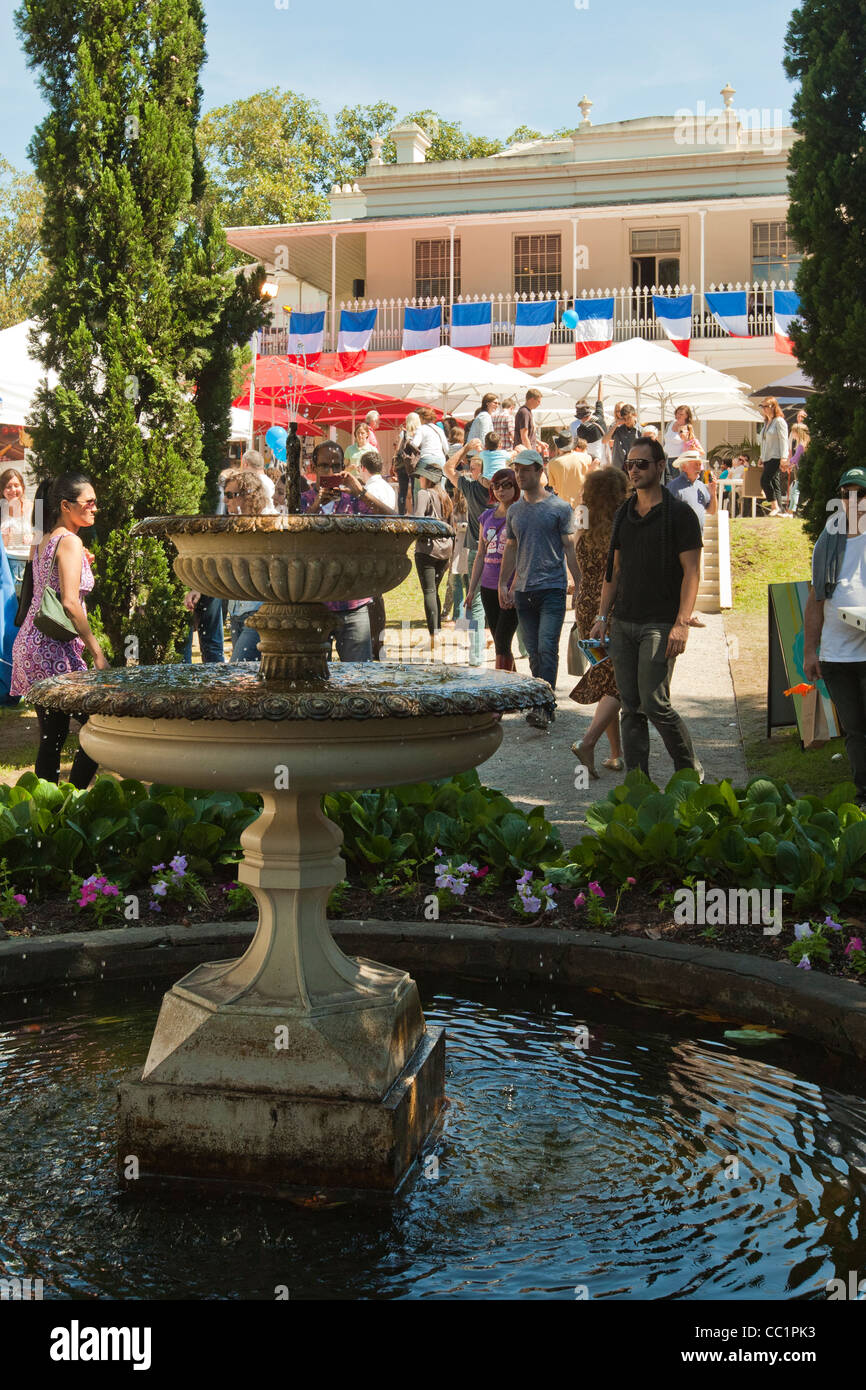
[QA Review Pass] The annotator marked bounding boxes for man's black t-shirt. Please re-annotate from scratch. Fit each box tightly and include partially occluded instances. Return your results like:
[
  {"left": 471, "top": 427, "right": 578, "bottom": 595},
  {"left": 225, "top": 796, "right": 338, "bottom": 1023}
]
[
  {"left": 606, "top": 493, "right": 703, "bottom": 624},
  {"left": 575, "top": 419, "right": 604, "bottom": 447},
  {"left": 514, "top": 404, "right": 537, "bottom": 449},
  {"left": 458, "top": 474, "right": 494, "bottom": 545}
]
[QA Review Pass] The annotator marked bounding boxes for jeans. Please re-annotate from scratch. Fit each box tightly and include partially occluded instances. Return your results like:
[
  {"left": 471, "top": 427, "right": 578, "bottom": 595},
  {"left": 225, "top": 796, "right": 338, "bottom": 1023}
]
[
  {"left": 181, "top": 594, "right": 226, "bottom": 663},
  {"left": 761, "top": 457, "right": 783, "bottom": 508},
  {"left": 230, "top": 612, "right": 261, "bottom": 662},
  {"left": 820, "top": 660, "right": 866, "bottom": 800},
  {"left": 513, "top": 588, "right": 567, "bottom": 692},
  {"left": 330, "top": 606, "right": 372, "bottom": 662},
  {"left": 397, "top": 469, "right": 411, "bottom": 515},
  {"left": 609, "top": 618, "right": 699, "bottom": 775},
  {"left": 415, "top": 553, "right": 449, "bottom": 634},
  {"left": 34, "top": 706, "right": 98, "bottom": 788},
  {"left": 463, "top": 548, "right": 486, "bottom": 665}
]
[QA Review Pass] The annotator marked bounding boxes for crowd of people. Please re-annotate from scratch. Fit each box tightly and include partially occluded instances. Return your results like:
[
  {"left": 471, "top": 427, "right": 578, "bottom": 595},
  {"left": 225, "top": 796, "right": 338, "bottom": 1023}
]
[{"left": 0, "top": 387, "right": 819, "bottom": 795}]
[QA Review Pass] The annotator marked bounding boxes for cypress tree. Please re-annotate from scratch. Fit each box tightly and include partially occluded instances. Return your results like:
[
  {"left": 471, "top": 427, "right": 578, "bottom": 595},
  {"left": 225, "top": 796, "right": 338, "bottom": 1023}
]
[
  {"left": 784, "top": 1, "right": 866, "bottom": 540},
  {"left": 15, "top": 0, "right": 252, "bottom": 660}
]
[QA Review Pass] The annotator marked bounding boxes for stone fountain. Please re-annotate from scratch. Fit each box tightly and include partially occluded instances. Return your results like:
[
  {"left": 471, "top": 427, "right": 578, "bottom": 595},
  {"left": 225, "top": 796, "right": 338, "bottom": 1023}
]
[{"left": 31, "top": 513, "right": 553, "bottom": 1194}]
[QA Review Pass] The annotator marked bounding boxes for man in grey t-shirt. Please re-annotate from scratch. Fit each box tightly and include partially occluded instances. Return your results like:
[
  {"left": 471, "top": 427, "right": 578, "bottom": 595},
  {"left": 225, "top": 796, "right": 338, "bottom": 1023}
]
[{"left": 499, "top": 450, "right": 580, "bottom": 729}]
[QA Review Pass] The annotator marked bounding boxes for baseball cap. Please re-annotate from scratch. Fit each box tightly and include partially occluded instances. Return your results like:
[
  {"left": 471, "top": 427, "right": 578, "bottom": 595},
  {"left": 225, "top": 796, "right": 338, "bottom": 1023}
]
[
  {"left": 839, "top": 467, "right": 866, "bottom": 490},
  {"left": 513, "top": 449, "right": 544, "bottom": 468}
]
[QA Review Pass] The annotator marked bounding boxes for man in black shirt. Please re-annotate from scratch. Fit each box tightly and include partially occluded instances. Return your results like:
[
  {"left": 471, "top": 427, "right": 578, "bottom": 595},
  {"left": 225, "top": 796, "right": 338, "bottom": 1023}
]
[{"left": 589, "top": 436, "right": 703, "bottom": 776}]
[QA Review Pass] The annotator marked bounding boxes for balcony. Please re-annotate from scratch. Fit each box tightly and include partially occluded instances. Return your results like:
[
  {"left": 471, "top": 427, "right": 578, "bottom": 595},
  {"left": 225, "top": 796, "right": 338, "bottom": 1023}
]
[{"left": 258, "top": 280, "right": 797, "bottom": 357}]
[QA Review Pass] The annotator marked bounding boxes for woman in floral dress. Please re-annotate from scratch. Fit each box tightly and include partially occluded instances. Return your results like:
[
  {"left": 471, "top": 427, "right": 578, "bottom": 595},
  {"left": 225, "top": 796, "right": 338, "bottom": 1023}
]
[
  {"left": 571, "top": 466, "right": 628, "bottom": 778},
  {"left": 11, "top": 473, "right": 108, "bottom": 786}
]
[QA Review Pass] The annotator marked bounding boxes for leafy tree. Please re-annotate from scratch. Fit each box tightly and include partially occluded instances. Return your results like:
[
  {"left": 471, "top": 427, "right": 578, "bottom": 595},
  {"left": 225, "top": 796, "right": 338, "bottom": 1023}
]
[
  {"left": 332, "top": 101, "right": 398, "bottom": 183},
  {"left": 197, "top": 88, "right": 333, "bottom": 226},
  {"left": 15, "top": 0, "right": 247, "bottom": 662},
  {"left": 0, "top": 158, "right": 47, "bottom": 329},
  {"left": 784, "top": 0, "right": 866, "bottom": 540},
  {"left": 504, "top": 126, "right": 545, "bottom": 145}
]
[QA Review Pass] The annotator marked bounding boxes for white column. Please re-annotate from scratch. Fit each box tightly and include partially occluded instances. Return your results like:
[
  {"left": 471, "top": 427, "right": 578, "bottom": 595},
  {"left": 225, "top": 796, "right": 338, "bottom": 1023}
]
[
  {"left": 571, "top": 218, "right": 579, "bottom": 300},
  {"left": 330, "top": 233, "right": 337, "bottom": 352},
  {"left": 449, "top": 224, "right": 456, "bottom": 333},
  {"left": 699, "top": 209, "right": 706, "bottom": 337},
  {"left": 247, "top": 331, "right": 258, "bottom": 449}
]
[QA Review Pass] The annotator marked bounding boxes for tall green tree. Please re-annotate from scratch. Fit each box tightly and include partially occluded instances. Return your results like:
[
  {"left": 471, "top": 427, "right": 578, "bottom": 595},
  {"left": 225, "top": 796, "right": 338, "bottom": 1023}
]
[
  {"left": 15, "top": 0, "right": 249, "bottom": 662},
  {"left": 331, "top": 101, "right": 398, "bottom": 183},
  {"left": 0, "top": 158, "right": 47, "bottom": 329},
  {"left": 197, "top": 89, "right": 333, "bottom": 227},
  {"left": 784, "top": 0, "right": 866, "bottom": 540},
  {"left": 403, "top": 110, "right": 503, "bottom": 162}
]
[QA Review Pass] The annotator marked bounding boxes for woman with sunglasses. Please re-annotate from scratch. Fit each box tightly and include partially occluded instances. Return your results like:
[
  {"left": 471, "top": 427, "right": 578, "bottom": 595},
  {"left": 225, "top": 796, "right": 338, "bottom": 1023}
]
[
  {"left": 11, "top": 472, "right": 108, "bottom": 786},
  {"left": 465, "top": 469, "right": 521, "bottom": 670}
]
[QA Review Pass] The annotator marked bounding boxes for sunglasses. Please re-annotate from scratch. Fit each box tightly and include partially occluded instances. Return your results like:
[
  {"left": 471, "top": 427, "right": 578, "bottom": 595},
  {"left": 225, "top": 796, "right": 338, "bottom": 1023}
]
[{"left": 625, "top": 458, "right": 653, "bottom": 471}]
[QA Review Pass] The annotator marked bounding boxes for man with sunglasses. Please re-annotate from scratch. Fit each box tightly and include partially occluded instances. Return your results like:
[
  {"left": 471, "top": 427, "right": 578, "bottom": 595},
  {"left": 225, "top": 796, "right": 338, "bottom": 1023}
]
[
  {"left": 804, "top": 468, "right": 866, "bottom": 809},
  {"left": 589, "top": 437, "right": 703, "bottom": 776}
]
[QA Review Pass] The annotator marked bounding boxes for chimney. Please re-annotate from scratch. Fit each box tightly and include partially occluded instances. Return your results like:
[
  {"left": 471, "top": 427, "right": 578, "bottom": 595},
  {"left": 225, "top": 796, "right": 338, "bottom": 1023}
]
[{"left": 389, "top": 122, "right": 432, "bottom": 164}]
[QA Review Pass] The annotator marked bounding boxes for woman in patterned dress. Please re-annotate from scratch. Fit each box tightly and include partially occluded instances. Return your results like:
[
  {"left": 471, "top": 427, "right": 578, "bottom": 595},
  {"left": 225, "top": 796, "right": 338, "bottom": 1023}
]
[
  {"left": 571, "top": 466, "right": 628, "bottom": 778},
  {"left": 11, "top": 473, "right": 108, "bottom": 786}
]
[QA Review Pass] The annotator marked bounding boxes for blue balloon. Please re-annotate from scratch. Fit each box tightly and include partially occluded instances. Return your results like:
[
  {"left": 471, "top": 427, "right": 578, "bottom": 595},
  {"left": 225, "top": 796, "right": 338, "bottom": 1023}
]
[
  {"left": 561, "top": 308, "right": 579, "bottom": 329},
  {"left": 265, "top": 425, "right": 288, "bottom": 461}
]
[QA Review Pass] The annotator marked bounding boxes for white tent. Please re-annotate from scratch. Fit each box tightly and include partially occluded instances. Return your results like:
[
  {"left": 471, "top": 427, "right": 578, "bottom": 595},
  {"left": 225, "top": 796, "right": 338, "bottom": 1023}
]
[
  {"left": 336, "top": 345, "right": 546, "bottom": 412},
  {"left": 0, "top": 319, "right": 56, "bottom": 428},
  {"left": 537, "top": 337, "right": 753, "bottom": 417}
]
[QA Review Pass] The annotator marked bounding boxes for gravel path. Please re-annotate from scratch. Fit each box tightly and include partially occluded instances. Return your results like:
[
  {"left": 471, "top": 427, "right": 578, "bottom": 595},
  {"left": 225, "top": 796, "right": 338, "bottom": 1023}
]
[{"left": 480, "top": 612, "right": 747, "bottom": 846}]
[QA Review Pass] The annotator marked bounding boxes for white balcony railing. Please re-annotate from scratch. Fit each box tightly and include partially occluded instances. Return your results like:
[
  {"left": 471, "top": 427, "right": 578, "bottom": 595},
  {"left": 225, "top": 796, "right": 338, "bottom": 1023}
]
[{"left": 258, "top": 280, "right": 797, "bottom": 357}]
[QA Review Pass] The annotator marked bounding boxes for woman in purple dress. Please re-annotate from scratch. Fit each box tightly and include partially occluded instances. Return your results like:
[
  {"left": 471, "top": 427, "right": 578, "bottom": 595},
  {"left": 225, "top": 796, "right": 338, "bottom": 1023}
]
[
  {"left": 11, "top": 473, "right": 108, "bottom": 786},
  {"left": 465, "top": 468, "right": 520, "bottom": 670}
]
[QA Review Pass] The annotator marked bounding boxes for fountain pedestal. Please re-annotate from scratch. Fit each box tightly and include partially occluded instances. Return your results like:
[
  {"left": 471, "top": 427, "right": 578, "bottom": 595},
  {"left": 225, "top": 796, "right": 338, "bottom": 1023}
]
[{"left": 31, "top": 517, "right": 554, "bottom": 1195}]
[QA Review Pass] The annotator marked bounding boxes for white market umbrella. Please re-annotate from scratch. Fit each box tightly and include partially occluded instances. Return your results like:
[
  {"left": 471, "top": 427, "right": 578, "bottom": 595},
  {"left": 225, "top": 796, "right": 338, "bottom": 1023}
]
[
  {"left": 0, "top": 319, "right": 57, "bottom": 427},
  {"left": 537, "top": 337, "right": 753, "bottom": 418},
  {"left": 336, "top": 345, "right": 545, "bottom": 413}
]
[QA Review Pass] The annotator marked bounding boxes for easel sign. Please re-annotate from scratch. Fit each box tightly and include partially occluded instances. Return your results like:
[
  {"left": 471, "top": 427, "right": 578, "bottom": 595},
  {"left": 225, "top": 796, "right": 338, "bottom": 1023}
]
[{"left": 768, "top": 581, "right": 839, "bottom": 748}]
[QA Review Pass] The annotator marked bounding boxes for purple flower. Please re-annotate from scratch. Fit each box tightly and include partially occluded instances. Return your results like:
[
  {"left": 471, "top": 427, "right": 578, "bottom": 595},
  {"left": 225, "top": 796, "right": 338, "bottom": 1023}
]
[
  {"left": 450, "top": 881, "right": 467, "bottom": 896},
  {"left": 824, "top": 915, "right": 843, "bottom": 933},
  {"left": 152, "top": 863, "right": 165, "bottom": 873},
  {"left": 574, "top": 892, "right": 586, "bottom": 908},
  {"left": 170, "top": 855, "right": 187, "bottom": 877},
  {"left": 794, "top": 922, "right": 812, "bottom": 941},
  {"left": 152, "top": 881, "right": 168, "bottom": 898},
  {"left": 12, "top": 893, "right": 26, "bottom": 906},
  {"left": 845, "top": 937, "right": 864, "bottom": 956},
  {"left": 149, "top": 901, "right": 162, "bottom": 913},
  {"left": 517, "top": 870, "right": 533, "bottom": 886},
  {"left": 797, "top": 955, "right": 812, "bottom": 970},
  {"left": 588, "top": 881, "right": 605, "bottom": 899},
  {"left": 433, "top": 847, "right": 443, "bottom": 858},
  {"left": 102, "top": 884, "right": 120, "bottom": 896}
]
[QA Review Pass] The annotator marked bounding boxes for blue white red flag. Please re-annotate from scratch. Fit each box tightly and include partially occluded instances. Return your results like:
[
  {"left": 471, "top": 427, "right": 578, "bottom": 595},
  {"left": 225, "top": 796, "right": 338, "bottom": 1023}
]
[
  {"left": 704, "top": 291, "right": 750, "bottom": 338},
  {"left": 512, "top": 300, "right": 556, "bottom": 368},
  {"left": 286, "top": 311, "right": 325, "bottom": 368},
  {"left": 652, "top": 294, "right": 693, "bottom": 357},
  {"left": 402, "top": 305, "right": 442, "bottom": 355},
  {"left": 337, "top": 308, "right": 377, "bottom": 374},
  {"left": 451, "top": 301, "right": 492, "bottom": 360},
  {"left": 573, "top": 298, "right": 614, "bottom": 357},
  {"left": 773, "top": 290, "right": 801, "bottom": 355}
]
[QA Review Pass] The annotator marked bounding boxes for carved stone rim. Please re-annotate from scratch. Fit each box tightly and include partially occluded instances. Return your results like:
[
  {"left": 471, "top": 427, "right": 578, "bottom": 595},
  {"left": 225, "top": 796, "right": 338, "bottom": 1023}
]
[
  {"left": 29, "top": 665, "right": 555, "bottom": 723},
  {"left": 132, "top": 515, "right": 453, "bottom": 539}
]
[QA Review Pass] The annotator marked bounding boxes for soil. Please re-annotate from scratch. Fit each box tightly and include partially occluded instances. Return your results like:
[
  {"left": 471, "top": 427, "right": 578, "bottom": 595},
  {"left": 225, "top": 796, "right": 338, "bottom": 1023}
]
[{"left": 4, "top": 880, "right": 864, "bottom": 990}]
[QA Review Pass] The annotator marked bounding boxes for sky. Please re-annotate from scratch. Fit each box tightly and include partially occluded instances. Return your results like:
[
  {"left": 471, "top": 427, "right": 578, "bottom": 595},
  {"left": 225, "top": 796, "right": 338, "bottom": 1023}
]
[{"left": 1, "top": 0, "right": 800, "bottom": 171}]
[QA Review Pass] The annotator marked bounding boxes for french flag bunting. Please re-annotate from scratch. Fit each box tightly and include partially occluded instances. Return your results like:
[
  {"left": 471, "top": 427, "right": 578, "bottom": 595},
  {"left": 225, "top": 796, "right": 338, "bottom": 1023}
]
[
  {"left": 285, "top": 310, "right": 325, "bottom": 368},
  {"left": 573, "top": 298, "right": 614, "bottom": 358},
  {"left": 451, "top": 301, "right": 492, "bottom": 361},
  {"left": 705, "top": 291, "right": 750, "bottom": 338},
  {"left": 512, "top": 300, "right": 556, "bottom": 368},
  {"left": 773, "top": 290, "right": 801, "bottom": 356},
  {"left": 402, "top": 305, "right": 441, "bottom": 355},
  {"left": 652, "top": 294, "right": 693, "bottom": 357},
  {"left": 337, "top": 308, "right": 377, "bottom": 374}
]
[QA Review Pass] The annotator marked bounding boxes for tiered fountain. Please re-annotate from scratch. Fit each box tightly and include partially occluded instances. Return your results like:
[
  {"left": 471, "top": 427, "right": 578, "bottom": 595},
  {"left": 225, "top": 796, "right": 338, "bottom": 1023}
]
[{"left": 32, "top": 512, "right": 552, "bottom": 1193}]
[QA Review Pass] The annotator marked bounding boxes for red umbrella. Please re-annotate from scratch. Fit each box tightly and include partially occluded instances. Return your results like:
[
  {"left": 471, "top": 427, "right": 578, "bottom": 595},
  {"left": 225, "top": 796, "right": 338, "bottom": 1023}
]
[{"left": 233, "top": 355, "right": 437, "bottom": 430}]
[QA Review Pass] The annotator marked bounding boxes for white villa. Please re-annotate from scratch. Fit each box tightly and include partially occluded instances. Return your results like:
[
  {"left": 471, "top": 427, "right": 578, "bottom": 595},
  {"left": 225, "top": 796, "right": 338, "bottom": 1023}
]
[{"left": 224, "top": 84, "right": 800, "bottom": 444}]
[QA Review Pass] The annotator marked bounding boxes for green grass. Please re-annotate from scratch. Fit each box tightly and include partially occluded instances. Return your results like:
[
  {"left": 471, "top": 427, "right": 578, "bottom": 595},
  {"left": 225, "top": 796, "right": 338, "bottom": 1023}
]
[
  {"left": 729, "top": 516, "right": 812, "bottom": 614},
  {"left": 744, "top": 730, "right": 844, "bottom": 797}
]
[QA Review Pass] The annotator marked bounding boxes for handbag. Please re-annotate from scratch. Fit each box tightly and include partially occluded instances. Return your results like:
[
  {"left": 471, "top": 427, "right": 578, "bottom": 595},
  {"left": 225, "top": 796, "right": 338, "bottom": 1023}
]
[
  {"left": 567, "top": 625, "right": 589, "bottom": 677},
  {"left": 14, "top": 560, "right": 33, "bottom": 627},
  {"left": 34, "top": 583, "right": 79, "bottom": 643},
  {"left": 395, "top": 432, "right": 420, "bottom": 475}
]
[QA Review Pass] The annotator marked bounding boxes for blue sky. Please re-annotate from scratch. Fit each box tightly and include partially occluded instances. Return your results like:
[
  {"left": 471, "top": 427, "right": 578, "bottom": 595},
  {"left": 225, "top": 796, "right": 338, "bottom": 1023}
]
[{"left": 1, "top": 0, "right": 800, "bottom": 171}]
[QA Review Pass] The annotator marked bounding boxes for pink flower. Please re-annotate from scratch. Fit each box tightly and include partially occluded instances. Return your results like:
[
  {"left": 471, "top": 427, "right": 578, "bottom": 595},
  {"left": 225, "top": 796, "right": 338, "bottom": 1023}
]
[
  {"left": 12, "top": 893, "right": 26, "bottom": 906},
  {"left": 588, "top": 881, "right": 605, "bottom": 899},
  {"left": 845, "top": 937, "right": 864, "bottom": 956},
  {"left": 473, "top": 866, "right": 490, "bottom": 880},
  {"left": 573, "top": 893, "right": 586, "bottom": 908},
  {"left": 626, "top": 877, "right": 636, "bottom": 886}
]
